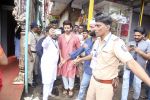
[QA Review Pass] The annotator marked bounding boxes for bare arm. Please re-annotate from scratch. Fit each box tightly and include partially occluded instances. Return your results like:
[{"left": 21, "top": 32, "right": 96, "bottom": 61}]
[
  {"left": 127, "top": 59, "right": 150, "bottom": 86},
  {"left": 134, "top": 47, "right": 150, "bottom": 60},
  {"left": 59, "top": 49, "right": 64, "bottom": 62},
  {"left": 0, "top": 50, "right": 8, "bottom": 65},
  {"left": 74, "top": 54, "right": 92, "bottom": 64},
  {"left": 28, "top": 45, "right": 34, "bottom": 62},
  {"left": 127, "top": 42, "right": 149, "bottom": 60},
  {"left": 28, "top": 45, "right": 33, "bottom": 57}
]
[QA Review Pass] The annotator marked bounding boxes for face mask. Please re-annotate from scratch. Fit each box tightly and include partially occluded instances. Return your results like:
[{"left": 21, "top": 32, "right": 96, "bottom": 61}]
[{"left": 89, "top": 31, "right": 96, "bottom": 37}]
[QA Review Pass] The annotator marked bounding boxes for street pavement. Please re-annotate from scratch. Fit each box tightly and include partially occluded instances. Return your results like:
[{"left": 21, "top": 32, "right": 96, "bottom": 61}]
[{"left": 22, "top": 77, "right": 147, "bottom": 100}]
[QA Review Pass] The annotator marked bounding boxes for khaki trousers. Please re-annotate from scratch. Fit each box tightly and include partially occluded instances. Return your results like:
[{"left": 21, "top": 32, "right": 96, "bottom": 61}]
[
  {"left": 28, "top": 53, "right": 36, "bottom": 84},
  {"left": 86, "top": 76, "right": 114, "bottom": 100}
]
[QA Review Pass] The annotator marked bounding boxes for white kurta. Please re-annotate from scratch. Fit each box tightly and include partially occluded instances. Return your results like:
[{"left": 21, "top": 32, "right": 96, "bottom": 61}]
[{"left": 41, "top": 36, "right": 59, "bottom": 84}]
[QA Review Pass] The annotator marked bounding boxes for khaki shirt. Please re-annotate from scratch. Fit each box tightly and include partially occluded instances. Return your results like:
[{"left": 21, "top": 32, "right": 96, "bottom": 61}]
[
  {"left": 28, "top": 31, "right": 37, "bottom": 51},
  {"left": 90, "top": 33, "right": 133, "bottom": 80}
]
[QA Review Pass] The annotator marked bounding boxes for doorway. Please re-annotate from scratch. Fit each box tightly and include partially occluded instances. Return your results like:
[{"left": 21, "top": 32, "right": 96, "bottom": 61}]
[{"left": 0, "top": 0, "right": 17, "bottom": 57}]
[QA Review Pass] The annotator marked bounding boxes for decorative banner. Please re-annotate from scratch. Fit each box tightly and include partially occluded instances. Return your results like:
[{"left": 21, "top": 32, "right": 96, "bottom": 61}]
[{"left": 121, "top": 24, "right": 129, "bottom": 37}]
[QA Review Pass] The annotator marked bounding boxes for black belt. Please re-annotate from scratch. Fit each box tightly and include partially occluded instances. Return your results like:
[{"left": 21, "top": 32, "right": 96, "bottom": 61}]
[{"left": 31, "top": 51, "right": 36, "bottom": 53}]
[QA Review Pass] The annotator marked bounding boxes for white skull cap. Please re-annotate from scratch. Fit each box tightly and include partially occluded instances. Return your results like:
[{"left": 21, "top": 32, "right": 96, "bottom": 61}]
[
  {"left": 54, "top": 29, "right": 61, "bottom": 35},
  {"left": 89, "top": 19, "right": 96, "bottom": 25}
]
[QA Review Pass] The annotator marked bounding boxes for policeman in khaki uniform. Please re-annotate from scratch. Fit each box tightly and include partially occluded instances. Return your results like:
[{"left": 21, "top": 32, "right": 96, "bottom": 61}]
[
  {"left": 74, "top": 14, "right": 150, "bottom": 100},
  {"left": 28, "top": 22, "right": 39, "bottom": 86}
]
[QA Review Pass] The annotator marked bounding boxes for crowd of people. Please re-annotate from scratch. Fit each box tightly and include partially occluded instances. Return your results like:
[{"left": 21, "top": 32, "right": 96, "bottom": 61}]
[{"left": 20, "top": 13, "right": 150, "bottom": 100}]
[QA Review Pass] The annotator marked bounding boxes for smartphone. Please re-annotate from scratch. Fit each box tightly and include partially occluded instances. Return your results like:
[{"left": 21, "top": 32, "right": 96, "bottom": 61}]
[{"left": 130, "top": 44, "right": 135, "bottom": 48}]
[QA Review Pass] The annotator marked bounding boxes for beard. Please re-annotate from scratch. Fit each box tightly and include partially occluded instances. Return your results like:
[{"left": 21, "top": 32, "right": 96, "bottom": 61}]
[
  {"left": 65, "top": 30, "right": 71, "bottom": 34},
  {"left": 135, "top": 38, "right": 142, "bottom": 42},
  {"left": 89, "top": 31, "right": 96, "bottom": 37},
  {"left": 52, "top": 35, "right": 58, "bottom": 40}
]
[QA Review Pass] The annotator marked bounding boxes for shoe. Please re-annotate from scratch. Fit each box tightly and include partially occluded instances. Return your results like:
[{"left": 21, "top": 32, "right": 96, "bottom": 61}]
[
  {"left": 52, "top": 87, "right": 59, "bottom": 96},
  {"left": 68, "top": 89, "right": 74, "bottom": 98},
  {"left": 130, "top": 88, "right": 134, "bottom": 92},
  {"left": 28, "top": 83, "right": 36, "bottom": 88},
  {"left": 140, "top": 95, "right": 148, "bottom": 99},
  {"left": 63, "top": 89, "right": 68, "bottom": 96},
  {"left": 132, "top": 98, "right": 138, "bottom": 100},
  {"left": 49, "top": 94, "right": 56, "bottom": 98}
]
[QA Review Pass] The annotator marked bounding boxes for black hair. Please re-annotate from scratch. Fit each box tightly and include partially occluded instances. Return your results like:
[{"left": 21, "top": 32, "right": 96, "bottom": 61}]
[
  {"left": 50, "top": 20, "right": 58, "bottom": 24},
  {"left": 63, "top": 20, "right": 72, "bottom": 28},
  {"left": 89, "top": 31, "right": 96, "bottom": 37},
  {"left": 134, "top": 26, "right": 146, "bottom": 35},
  {"left": 79, "top": 25, "right": 87, "bottom": 30},
  {"left": 83, "top": 29, "right": 89, "bottom": 33},
  {"left": 95, "top": 13, "right": 112, "bottom": 26},
  {"left": 45, "top": 26, "right": 53, "bottom": 32},
  {"left": 94, "top": 12, "right": 103, "bottom": 17}
]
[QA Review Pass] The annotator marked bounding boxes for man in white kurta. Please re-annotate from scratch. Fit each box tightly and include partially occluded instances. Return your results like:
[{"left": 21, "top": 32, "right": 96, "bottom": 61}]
[{"left": 41, "top": 32, "right": 59, "bottom": 100}]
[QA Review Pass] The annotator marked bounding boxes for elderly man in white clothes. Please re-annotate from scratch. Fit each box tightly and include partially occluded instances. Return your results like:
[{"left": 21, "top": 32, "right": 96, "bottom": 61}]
[{"left": 41, "top": 26, "right": 60, "bottom": 100}]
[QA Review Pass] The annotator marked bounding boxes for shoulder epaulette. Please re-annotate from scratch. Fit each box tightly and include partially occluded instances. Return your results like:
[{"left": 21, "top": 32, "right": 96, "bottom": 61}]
[{"left": 111, "top": 34, "right": 120, "bottom": 41}]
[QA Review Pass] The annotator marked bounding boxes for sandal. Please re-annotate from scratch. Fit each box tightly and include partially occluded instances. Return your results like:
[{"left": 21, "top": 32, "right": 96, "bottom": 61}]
[
  {"left": 68, "top": 89, "right": 74, "bottom": 98},
  {"left": 140, "top": 95, "right": 148, "bottom": 99},
  {"left": 63, "top": 89, "right": 68, "bottom": 96}
]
